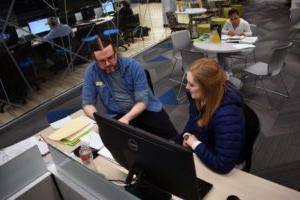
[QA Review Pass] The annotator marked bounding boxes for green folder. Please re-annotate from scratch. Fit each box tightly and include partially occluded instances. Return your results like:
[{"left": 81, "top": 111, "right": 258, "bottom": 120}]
[{"left": 61, "top": 130, "right": 92, "bottom": 146}]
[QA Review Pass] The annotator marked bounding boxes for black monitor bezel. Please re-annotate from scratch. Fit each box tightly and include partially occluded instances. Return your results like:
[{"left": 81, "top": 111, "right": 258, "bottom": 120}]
[{"left": 94, "top": 112, "right": 201, "bottom": 200}]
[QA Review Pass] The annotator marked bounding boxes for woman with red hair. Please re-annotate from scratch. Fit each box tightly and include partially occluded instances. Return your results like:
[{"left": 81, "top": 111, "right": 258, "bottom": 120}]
[{"left": 174, "top": 58, "right": 246, "bottom": 174}]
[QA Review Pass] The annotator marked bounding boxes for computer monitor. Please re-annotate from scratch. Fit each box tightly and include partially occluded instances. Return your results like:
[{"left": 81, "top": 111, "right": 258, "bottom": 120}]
[
  {"left": 28, "top": 18, "right": 50, "bottom": 35},
  {"left": 94, "top": 113, "right": 212, "bottom": 200},
  {"left": 94, "top": 7, "right": 103, "bottom": 18},
  {"left": 16, "top": 26, "right": 30, "bottom": 38},
  {"left": 101, "top": 2, "right": 115, "bottom": 14},
  {"left": 75, "top": 12, "right": 83, "bottom": 22}
]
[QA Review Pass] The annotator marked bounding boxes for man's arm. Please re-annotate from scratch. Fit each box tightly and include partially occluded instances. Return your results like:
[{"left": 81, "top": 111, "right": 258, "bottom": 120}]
[
  {"left": 118, "top": 102, "right": 146, "bottom": 124},
  {"left": 83, "top": 104, "right": 97, "bottom": 119},
  {"left": 82, "top": 65, "right": 98, "bottom": 119}
]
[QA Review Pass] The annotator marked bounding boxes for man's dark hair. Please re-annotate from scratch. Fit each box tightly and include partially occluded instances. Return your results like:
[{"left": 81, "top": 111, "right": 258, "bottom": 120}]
[
  {"left": 228, "top": 8, "right": 240, "bottom": 17},
  {"left": 90, "top": 37, "right": 116, "bottom": 53}
]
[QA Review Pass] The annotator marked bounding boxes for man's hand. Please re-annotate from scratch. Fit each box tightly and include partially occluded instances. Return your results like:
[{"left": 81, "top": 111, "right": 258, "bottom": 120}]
[
  {"left": 238, "top": 32, "right": 245, "bottom": 36},
  {"left": 228, "top": 31, "right": 236, "bottom": 36},
  {"left": 118, "top": 116, "right": 130, "bottom": 125},
  {"left": 83, "top": 104, "right": 97, "bottom": 119}
]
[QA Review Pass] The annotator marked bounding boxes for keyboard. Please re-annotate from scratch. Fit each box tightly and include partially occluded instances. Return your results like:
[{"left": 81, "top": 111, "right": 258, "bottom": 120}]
[{"left": 196, "top": 178, "right": 213, "bottom": 199}]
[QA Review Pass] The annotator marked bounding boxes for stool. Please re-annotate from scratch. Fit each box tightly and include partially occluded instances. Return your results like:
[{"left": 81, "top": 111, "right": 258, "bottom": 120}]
[
  {"left": 81, "top": 34, "right": 98, "bottom": 43},
  {"left": 0, "top": 33, "right": 10, "bottom": 40},
  {"left": 211, "top": 17, "right": 227, "bottom": 28},
  {"left": 81, "top": 34, "right": 98, "bottom": 56},
  {"left": 231, "top": 4, "right": 243, "bottom": 16},
  {"left": 223, "top": 7, "right": 233, "bottom": 18},
  {"left": 103, "top": 28, "right": 128, "bottom": 51},
  {"left": 197, "top": 24, "right": 210, "bottom": 34}
]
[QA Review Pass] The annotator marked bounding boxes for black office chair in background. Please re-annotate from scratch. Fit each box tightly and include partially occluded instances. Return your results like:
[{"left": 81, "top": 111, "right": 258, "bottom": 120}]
[
  {"left": 242, "top": 104, "right": 260, "bottom": 172},
  {"left": 119, "top": 14, "right": 141, "bottom": 43},
  {"left": 53, "top": 34, "right": 74, "bottom": 70}
]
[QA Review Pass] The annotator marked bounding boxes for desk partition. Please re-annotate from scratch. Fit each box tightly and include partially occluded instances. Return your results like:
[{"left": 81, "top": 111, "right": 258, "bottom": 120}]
[
  {"left": 0, "top": 146, "right": 60, "bottom": 200},
  {"left": 48, "top": 144, "right": 138, "bottom": 200}
]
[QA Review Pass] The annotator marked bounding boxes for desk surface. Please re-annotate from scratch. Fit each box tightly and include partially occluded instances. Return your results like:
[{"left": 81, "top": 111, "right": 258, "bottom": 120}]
[
  {"left": 74, "top": 16, "right": 113, "bottom": 27},
  {"left": 39, "top": 110, "right": 300, "bottom": 200}
]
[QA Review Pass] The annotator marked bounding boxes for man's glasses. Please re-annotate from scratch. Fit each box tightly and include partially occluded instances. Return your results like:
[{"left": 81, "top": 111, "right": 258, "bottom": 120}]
[{"left": 95, "top": 53, "right": 116, "bottom": 65}]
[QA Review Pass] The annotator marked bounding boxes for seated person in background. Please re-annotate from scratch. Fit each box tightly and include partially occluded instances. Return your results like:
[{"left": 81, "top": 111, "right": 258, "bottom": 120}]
[
  {"left": 82, "top": 38, "right": 178, "bottom": 139},
  {"left": 31, "top": 17, "right": 74, "bottom": 67},
  {"left": 32, "top": 16, "right": 73, "bottom": 44},
  {"left": 222, "top": 8, "right": 252, "bottom": 37},
  {"left": 174, "top": 58, "right": 245, "bottom": 174},
  {"left": 118, "top": 1, "right": 134, "bottom": 16}
]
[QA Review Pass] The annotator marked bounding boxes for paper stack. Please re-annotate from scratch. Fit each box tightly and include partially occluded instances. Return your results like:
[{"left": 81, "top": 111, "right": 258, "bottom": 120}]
[{"left": 48, "top": 116, "right": 95, "bottom": 146}]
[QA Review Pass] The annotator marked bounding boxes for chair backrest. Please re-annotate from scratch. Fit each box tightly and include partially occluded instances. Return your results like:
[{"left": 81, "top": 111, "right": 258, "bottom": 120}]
[
  {"left": 180, "top": 49, "right": 205, "bottom": 71},
  {"left": 144, "top": 69, "right": 155, "bottom": 95},
  {"left": 46, "top": 108, "right": 78, "bottom": 123},
  {"left": 268, "top": 42, "right": 293, "bottom": 76},
  {"left": 171, "top": 30, "right": 191, "bottom": 51},
  {"left": 166, "top": 11, "right": 178, "bottom": 28},
  {"left": 243, "top": 104, "right": 260, "bottom": 172},
  {"left": 250, "top": 24, "right": 257, "bottom": 37},
  {"left": 118, "top": 14, "right": 140, "bottom": 32},
  {"left": 53, "top": 34, "right": 72, "bottom": 50},
  {"left": 126, "top": 14, "right": 140, "bottom": 29}
]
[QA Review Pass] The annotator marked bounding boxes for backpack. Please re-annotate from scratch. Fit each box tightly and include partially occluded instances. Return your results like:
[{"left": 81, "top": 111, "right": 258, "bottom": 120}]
[{"left": 133, "top": 26, "right": 151, "bottom": 38}]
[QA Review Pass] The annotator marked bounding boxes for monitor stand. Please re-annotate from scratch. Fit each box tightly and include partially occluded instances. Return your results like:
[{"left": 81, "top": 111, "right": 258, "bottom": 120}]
[{"left": 124, "top": 166, "right": 172, "bottom": 200}]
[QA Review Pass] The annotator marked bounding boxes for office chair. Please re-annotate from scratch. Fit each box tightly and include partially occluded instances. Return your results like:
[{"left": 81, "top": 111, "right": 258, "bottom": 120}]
[
  {"left": 242, "top": 104, "right": 260, "bottom": 172},
  {"left": 76, "top": 23, "right": 99, "bottom": 57},
  {"left": 103, "top": 28, "right": 129, "bottom": 51},
  {"left": 170, "top": 30, "right": 192, "bottom": 83},
  {"left": 165, "top": 12, "right": 189, "bottom": 32},
  {"left": 13, "top": 43, "right": 41, "bottom": 90},
  {"left": 119, "top": 14, "right": 141, "bottom": 43},
  {"left": 53, "top": 34, "right": 74, "bottom": 70},
  {"left": 243, "top": 42, "right": 293, "bottom": 109},
  {"left": 177, "top": 49, "right": 205, "bottom": 102},
  {"left": 46, "top": 108, "right": 78, "bottom": 124}
]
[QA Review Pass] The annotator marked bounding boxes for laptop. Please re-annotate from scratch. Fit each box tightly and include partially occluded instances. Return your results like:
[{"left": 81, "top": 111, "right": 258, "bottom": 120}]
[{"left": 16, "top": 26, "right": 32, "bottom": 41}]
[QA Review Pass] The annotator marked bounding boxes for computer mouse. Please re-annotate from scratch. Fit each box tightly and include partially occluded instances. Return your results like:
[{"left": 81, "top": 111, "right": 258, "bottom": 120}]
[{"left": 226, "top": 195, "right": 240, "bottom": 200}]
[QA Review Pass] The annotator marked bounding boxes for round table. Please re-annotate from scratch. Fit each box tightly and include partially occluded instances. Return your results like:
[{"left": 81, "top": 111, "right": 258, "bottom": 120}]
[
  {"left": 193, "top": 41, "right": 256, "bottom": 89},
  {"left": 193, "top": 41, "right": 255, "bottom": 69}
]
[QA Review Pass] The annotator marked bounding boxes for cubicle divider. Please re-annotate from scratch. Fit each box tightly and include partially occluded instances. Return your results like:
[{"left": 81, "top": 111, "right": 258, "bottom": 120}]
[
  {"left": 48, "top": 144, "right": 138, "bottom": 200},
  {"left": 0, "top": 146, "right": 61, "bottom": 200}
]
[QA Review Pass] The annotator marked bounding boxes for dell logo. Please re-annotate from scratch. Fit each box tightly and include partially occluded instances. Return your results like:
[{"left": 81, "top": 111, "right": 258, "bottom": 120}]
[{"left": 127, "top": 138, "right": 138, "bottom": 151}]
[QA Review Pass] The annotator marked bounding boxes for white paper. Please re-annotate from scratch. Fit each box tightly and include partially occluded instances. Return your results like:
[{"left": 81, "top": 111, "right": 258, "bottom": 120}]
[
  {"left": 50, "top": 116, "right": 72, "bottom": 129},
  {"left": 240, "top": 36, "right": 258, "bottom": 44},
  {"left": 0, "top": 137, "right": 49, "bottom": 166},
  {"left": 80, "top": 131, "right": 103, "bottom": 150},
  {"left": 232, "top": 44, "right": 255, "bottom": 49},
  {"left": 98, "top": 147, "right": 117, "bottom": 164}
]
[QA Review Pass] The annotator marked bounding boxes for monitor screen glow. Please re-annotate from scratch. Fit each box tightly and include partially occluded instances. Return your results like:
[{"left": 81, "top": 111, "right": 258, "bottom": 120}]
[
  {"left": 102, "top": 2, "right": 114, "bottom": 14},
  {"left": 28, "top": 18, "right": 50, "bottom": 35}
]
